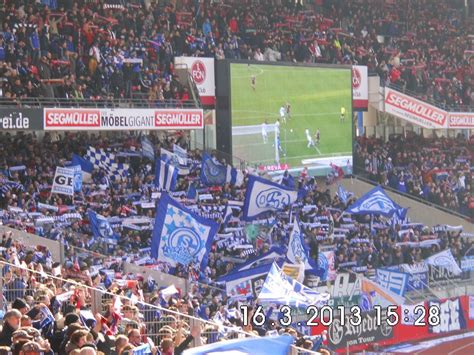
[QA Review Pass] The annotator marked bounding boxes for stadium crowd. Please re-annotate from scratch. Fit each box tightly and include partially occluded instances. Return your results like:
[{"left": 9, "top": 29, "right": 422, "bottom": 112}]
[
  {"left": 0, "top": 0, "right": 472, "bottom": 109},
  {"left": 0, "top": 131, "right": 471, "bottom": 354},
  {"left": 355, "top": 134, "right": 473, "bottom": 219}
]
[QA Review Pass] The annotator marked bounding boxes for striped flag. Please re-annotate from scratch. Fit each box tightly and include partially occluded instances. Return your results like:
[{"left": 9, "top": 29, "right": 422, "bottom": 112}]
[
  {"left": 141, "top": 136, "right": 155, "bottom": 160},
  {"left": 154, "top": 158, "right": 178, "bottom": 192}
]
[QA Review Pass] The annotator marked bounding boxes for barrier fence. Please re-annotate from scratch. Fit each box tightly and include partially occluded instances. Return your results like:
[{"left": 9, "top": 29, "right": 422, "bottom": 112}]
[{"left": 0, "top": 261, "right": 319, "bottom": 355}]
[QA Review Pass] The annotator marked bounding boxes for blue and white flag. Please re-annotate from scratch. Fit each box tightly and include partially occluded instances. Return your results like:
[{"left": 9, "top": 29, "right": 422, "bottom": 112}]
[
  {"left": 85, "top": 147, "right": 129, "bottom": 181},
  {"left": 161, "top": 148, "right": 189, "bottom": 174},
  {"left": 70, "top": 165, "right": 83, "bottom": 192},
  {"left": 286, "top": 219, "right": 318, "bottom": 271},
  {"left": 346, "top": 186, "right": 403, "bottom": 217},
  {"left": 141, "top": 136, "right": 155, "bottom": 160},
  {"left": 258, "top": 263, "right": 329, "bottom": 308},
  {"left": 392, "top": 207, "right": 409, "bottom": 226},
  {"left": 200, "top": 153, "right": 243, "bottom": 186},
  {"left": 243, "top": 174, "right": 298, "bottom": 221},
  {"left": 183, "top": 335, "right": 293, "bottom": 355},
  {"left": 173, "top": 144, "right": 187, "bottom": 160},
  {"left": 71, "top": 153, "right": 93, "bottom": 182},
  {"left": 186, "top": 183, "right": 198, "bottom": 201},
  {"left": 337, "top": 184, "right": 353, "bottom": 204},
  {"left": 151, "top": 193, "right": 219, "bottom": 268},
  {"left": 425, "top": 249, "right": 462, "bottom": 275},
  {"left": 88, "top": 210, "right": 119, "bottom": 245},
  {"left": 154, "top": 158, "right": 178, "bottom": 192},
  {"left": 375, "top": 268, "right": 409, "bottom": 296}
]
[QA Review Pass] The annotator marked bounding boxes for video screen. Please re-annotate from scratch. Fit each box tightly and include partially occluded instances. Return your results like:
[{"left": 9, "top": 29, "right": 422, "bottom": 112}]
[{"left": 230, "top": 63, "right": 352, "bottom": 169}]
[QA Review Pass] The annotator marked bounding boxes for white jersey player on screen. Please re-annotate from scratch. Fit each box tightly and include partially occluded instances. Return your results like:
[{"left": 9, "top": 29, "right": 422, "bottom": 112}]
[
  {"left": 261, "top": 120, "right": 268, "bottom": 143},
  {"left": 306, "top": 129, "right": 315, "bottom": 148},
  {"left": 279, "top": 105, "right": 287, "bottom": 123}
]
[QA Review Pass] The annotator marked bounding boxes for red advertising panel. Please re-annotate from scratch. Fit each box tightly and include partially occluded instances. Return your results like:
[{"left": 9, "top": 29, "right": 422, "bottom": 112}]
[{"left": 43, "top": 108, "right": 204, "bottom": 130}]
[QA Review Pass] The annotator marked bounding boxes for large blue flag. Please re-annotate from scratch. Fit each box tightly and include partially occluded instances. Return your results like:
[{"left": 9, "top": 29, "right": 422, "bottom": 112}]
[
  {"left": 151, "top": 193, "right": 219, "bottom": 268},
  {"left": 154, "top": 158, "right": 178, "bottom": 192},
  {"left": 183, "top": 335, "right": 293, "bottom": 355},
  {"left": 345, "top": 186, "right": 403, "bottom": 217},
  {"left": 200, "top": 153, "right": 243, "bottom": 186},
  {"left": 71, "top": 153, "right": 93, "bottom": 181},
  {"left": 258, "top": 263, "right": 330, "bottom": 308},
  {"left": 88, "top": 210, "right": 119, "bottom": 245},
  {"left": 243, "top": 174, "right": 298, "bottom": 221},
  {"left": 286, "top": 219, "right": 318, "bottom": 271}
]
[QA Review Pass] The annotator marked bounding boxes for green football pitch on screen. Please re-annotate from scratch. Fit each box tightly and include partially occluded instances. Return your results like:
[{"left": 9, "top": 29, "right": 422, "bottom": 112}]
[{"left": 230, "top": 63, "right": 352, "bottom": 168}]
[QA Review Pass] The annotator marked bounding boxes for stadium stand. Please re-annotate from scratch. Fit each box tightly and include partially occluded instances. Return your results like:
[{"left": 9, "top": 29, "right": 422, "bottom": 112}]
[
  {"left": 355, "top": 134, "right": 473, "bottom": 219},
  {"left": 0, "top": 0, "right": 471, "bottom": 109}
]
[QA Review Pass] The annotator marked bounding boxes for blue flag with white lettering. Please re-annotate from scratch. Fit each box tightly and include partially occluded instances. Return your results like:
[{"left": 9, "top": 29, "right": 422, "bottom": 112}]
[
  {"left": 151, "top": 193, "right": 219, "bottom": 268},
  {"left": 243, "top": 174, "right": 298, "bottom": 221},
  {"left": 346, "top": 186, "right": 403, "bottom": 217}
]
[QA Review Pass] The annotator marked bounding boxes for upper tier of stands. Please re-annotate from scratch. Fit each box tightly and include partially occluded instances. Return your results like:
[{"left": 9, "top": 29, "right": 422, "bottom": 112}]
[{"left": 0, "top": 0, "right": 472, "bottom": 110}]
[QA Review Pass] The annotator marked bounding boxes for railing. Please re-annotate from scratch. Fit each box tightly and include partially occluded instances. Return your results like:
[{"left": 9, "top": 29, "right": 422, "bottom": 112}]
[
  {"left": 386, "top": 82, "right": 473, "bottom": 113},
  {"left": 0, "top": 261, "right": 319, "bottom": 355},
  {"left": 0, "top": 96, "right": 200, "bottom": 109}
]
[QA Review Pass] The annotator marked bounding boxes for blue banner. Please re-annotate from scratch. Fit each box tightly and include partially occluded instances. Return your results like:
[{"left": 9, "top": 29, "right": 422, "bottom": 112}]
[
  {"left": 375, "top": 268, "right": 409, "bottom": 296},
  {"left": 200, "top": 153, "right": 242, "bottom": 186},
  {"left": 287, "top": 218, "right": 318, "bottom": 271},
  {"left": 346, "top": 186, "right": 404, "bottom": 217},
  {"left": 151, "top": 193, "right": 218, "bottom": 268},
  {"left": 243, "top": 174, "right": 298, "bottom": 221}
]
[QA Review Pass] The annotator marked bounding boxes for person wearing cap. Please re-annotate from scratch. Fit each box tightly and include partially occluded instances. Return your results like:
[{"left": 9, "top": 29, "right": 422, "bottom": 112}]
[
  {"left": 0, "top": 309, "right": 21, "bottom": 346},
  {"left": 20, "top": 340, "right": 51, "bottom": 355},
  {"left": 12, "top": 329, "right": 33, "bottom": 344}
]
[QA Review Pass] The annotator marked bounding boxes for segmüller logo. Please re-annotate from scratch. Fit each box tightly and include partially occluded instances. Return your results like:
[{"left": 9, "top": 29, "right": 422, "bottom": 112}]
[
  {"left": 154, "top": 110, "right": 203, "bottom": 128},
  {"left": 191, "top": 60, "right": 206, "bottom": 85},
  {"left": 385, "top": 90, "right": 447, "bottom": 127},
  {"left": 44, "top": 109, "right": 100, "bottom": 129}
]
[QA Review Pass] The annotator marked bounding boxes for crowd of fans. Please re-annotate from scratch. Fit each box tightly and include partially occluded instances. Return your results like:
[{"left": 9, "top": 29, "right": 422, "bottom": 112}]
[
  {"left": 0, "top": 0, "right": 472, "bottom": 108},
  {"left": 355, "top": 133, "right": 473, "bottom": 219},
  {"left": 0, "top": 131, "right": 471, "bottom": 354}
]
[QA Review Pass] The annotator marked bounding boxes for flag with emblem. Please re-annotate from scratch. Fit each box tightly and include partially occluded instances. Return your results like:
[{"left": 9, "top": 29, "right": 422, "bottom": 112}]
[
  {"left": 345, "top": 186, "right": 403, "bottom": 217},
  {"left": 286, "top": 218, "right": 318, "bottom": 271},
  {"left": 151, "top": 193, "right": 219, "bottom": 268}
]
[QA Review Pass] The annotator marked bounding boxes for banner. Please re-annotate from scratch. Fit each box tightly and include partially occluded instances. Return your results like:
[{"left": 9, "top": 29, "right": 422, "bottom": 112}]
[
  {"left": 384, "top": 88, "right": 448, "bottom": 129},
  {"left": 200, "top": 153, "right": 243, "bottom": 186},
  {"left": 425, "top": 249, "right": 462, "bottom": 276},
  {"left": 429, "top": 298, "right": 465, "bottom": 334},
  {"left": 352, "top": 65, "right": 368, "bottom": 110},
  {"left": 151, "top": 193, "right": 218, "bottom": 268},
  {"left": 243, "top": 174, "right": 298, "bottom": 221},
  {"left": 398, "top": 263, "right": 428, "bottom": 291},
  {"left": 219, "top": 263, "right": 274, "bottom": 300},
  {"left": 51, "top": 167, "right": 74, "bottom": 196},
  {"left": 43, "top": 108, "right": 204, "bottom": 130},
  {"left": 346, "top": 186, "right": 404, "bottom": 217},
  {"left": 327, "top": 310, "right": 394, "bottom": 349},
  {"left": 0, "top": 108, "right": 43, "bottom": 130},
  {"left": 175, "top": 57, "right": 215, "bottom": 106},
  {"left": 88, "top": 210, "right": 119, "bottom": 245},
  {"left": 375, "top": 268, "right": 409, "bottom": 296},
  {"left": 448, "top": 112, "right": 474, "bottom": 129}
]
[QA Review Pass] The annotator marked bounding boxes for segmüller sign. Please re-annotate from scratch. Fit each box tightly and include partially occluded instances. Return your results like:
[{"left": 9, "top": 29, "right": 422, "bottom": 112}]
[
  {"left": 43, "top": 108, "right": 204, "bottom": 130},
  {"left": 448, "top": 112, "right": 474, "bottom": 129},
  {"left": 384, "top": 88, "right": 448, "bottom": 129}
]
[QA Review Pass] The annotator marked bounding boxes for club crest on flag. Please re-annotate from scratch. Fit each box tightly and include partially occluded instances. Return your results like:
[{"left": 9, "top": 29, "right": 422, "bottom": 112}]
[
  {"left": 346, "top": 186, "right": 403, "bottom": 217},
  {"left": 152, "top": 193, "right": 218, "bottom": 268}
]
